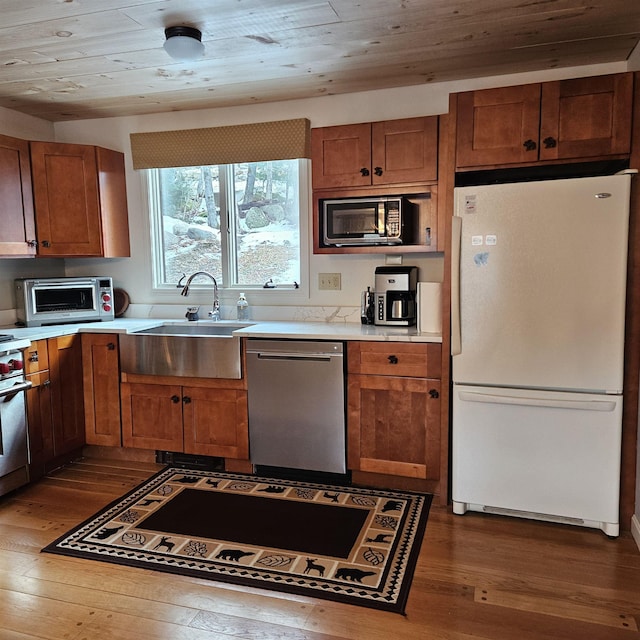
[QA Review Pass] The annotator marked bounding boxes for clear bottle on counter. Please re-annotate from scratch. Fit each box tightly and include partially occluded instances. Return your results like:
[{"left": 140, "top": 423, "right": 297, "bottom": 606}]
[{"left": 236, "top": 293, "right": 249, "bottom": 321}]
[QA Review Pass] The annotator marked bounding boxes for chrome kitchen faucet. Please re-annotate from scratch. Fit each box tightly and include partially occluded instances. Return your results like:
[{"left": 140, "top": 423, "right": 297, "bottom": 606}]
[{"left": 180, "top": 271, "right": 220, "bottom": 321}]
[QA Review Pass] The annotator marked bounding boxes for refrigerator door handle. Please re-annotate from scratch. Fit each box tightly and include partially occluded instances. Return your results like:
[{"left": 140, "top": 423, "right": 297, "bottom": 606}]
[
  {"left": 451, "top": 215, "right": 462, "bottom": 356},
  {"left": 459, "top": 390, "right": 617, "bottom": 412}
]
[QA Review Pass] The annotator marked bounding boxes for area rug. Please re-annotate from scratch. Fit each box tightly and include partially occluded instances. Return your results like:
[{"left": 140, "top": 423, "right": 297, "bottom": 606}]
[{"left": 43, "top": 467, "right": 432, "bottom": 613}]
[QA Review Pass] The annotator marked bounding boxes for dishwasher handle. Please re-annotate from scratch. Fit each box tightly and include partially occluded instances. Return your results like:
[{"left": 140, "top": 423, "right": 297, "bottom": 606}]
[{"left": 252, "top": 352, "right": 337, "bottom": 363}]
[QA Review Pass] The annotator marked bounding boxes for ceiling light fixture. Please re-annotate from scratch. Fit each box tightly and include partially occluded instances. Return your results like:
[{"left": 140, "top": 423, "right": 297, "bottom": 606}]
[{"left": 163, "top": 26, "right": 204, "bottom": 62}]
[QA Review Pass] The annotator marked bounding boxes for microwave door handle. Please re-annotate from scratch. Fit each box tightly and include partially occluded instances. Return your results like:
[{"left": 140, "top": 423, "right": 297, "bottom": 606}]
[{"left": 451, "top": 215, "right": 462, "bottom": 356}]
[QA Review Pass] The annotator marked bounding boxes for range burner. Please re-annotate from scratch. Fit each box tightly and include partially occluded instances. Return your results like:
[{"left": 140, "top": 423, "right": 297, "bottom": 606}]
[{"left": 0, "top": 334, "right": 15, "bottom": 343}]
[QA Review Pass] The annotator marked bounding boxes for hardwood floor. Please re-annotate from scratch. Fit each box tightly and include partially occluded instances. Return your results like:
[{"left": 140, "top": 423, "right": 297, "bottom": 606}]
[{"left": 0, "top": 457, "right": 638, "bottom": 639}]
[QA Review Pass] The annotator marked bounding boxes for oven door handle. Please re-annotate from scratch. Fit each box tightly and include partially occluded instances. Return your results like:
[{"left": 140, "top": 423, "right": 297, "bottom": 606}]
[{"left": 0, "top": 379, "right": 33, "bottom": 400}]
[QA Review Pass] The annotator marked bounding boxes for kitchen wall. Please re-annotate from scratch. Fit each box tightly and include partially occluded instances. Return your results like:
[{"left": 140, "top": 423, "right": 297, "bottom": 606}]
[
  {"left": 49, "top": 61, "right": 626, "bottom": 322},
  {"left": 0, "top": 60, "right": 631, "bottom": 321}
]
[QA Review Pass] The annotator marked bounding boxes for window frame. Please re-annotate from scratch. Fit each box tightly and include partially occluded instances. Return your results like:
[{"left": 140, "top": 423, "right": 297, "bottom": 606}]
[{"left": 144, "top": 159, "right": 311, "bottom": 304}]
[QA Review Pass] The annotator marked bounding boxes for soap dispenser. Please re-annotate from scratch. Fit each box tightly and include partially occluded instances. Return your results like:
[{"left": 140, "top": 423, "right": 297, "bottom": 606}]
[{"left": 236, "top": 293, "right": 249, "bottom": 321}]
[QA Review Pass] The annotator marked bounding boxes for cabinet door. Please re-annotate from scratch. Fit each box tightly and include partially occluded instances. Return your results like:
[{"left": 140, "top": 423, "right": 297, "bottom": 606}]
[
  {"left": 83, "top": 334, "right": 121, "bottom": 447},
  {"left": 347, "top": 375, "right": 441, "bottom": 479},
  {"left": 183, "top": 386, "right": 249, "bottom": 459},
  {"left": 456, "top": 84, "right": 542, "bottom": 168},
  {"left": 30, "top": 142, "right": 103, "bottom": 257},
  {"left": 311, "top": 123, "right": 372, "bottom": 189},
  {"left": 48, "top": 335, "right": 86, "bottom": 457},
  {"left": 96, "top": 146, "right": 131, "bottom": 257},
  {"left": 25, "top": 371, "right": 53, "bottom": 482},
  {"left": 539, "top": 73, "right": 633, "bottom": 161},
  {"left": 371, "top": 117, "right": 438, "bottom": 185},
  {"left": 0, "top": 134, "right": 36, "bottom": 256},
  {"left": 120, "top": 382, "right": 184, "bottom": 451}
]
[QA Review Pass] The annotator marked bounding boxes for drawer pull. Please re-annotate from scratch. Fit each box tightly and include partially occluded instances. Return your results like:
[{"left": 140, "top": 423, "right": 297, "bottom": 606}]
[{"left": 388, "top": 355, "right": 398, "bottom": 364}]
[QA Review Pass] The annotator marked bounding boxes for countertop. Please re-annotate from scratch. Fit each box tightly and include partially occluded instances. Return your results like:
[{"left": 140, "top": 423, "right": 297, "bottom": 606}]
[{"left": 0, "top": 318, "right": 442, "bottom": 351}]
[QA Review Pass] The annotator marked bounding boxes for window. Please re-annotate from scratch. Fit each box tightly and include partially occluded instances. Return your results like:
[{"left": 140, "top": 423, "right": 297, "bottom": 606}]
[{"left": 147, "top": 159, "right": 307, "bottom": 290}]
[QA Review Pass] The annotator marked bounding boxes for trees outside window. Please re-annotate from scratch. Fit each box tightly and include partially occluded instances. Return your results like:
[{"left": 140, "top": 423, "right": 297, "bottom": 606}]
[{"left": 149, "top": 159, "right": 303, "bottom": 289}]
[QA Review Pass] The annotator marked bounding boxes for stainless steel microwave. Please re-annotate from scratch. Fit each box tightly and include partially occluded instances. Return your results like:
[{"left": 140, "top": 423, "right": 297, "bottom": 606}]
[
  {"left": 322, "top": 196, "right": 412, "bottom": 246},
  {"left": 15, "top": 277, "right": 115, "bottom": 327}
]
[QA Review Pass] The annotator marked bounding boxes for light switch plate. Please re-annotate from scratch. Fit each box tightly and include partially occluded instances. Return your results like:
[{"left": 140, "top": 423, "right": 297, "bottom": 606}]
[{"left": 318, "top": 273, "right": 341, "bottom": 290}]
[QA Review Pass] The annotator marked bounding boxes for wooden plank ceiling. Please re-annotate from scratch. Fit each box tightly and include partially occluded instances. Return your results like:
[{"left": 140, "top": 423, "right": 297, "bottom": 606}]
[{"left": 0, "top": 0, "right": 637, "bottom": 122}]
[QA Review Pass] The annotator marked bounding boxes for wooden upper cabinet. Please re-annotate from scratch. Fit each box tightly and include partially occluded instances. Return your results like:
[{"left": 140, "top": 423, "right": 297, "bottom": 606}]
[
  {"left": 455, "top": 73, "right": 633, "bottom": 169},
  {"left": 371, "top": 117, "right": 438, "bottom": 185},
  {"left": 539, "top": 74, "right": 633, "bottom": 161},
  {"left": 0, "top": 134, "right": 36, "bottom": 257},
  {"left": 456, "top": 84, "right": 542, "bottom": 168},
  {"left": 311, "top": 123, "right": 372, "bottom": 189},
  {"left": 311, "top": 116, "right": 438, "bottom": 189},
  {"left": 30, "top": 142, "right": 131, "bottom": 257}
]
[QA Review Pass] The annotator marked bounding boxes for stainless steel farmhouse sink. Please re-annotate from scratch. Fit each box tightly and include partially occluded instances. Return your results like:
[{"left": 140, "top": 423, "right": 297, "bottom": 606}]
[
  {"left": 119, "top": 323, "right": 254, "bottom": 379},
  {"left": 132, "top": 322, "right": 251, "bottom": 337}
]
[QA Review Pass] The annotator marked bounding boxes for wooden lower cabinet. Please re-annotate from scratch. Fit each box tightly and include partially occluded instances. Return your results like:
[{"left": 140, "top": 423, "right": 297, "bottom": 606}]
[
  {"left": 25, "top": 336, "right": 85, "bottom": 478},
  {"left": 48, "top": 335, "right": 86, "bottom": 458},
  {"left": 348, "top": 375, "right": 441, "bottom": 479},
  {"left": 183, "top": 386, "right": 248, "bottom": 459},
  {"left": 347, "top": 341, "right": 442, "bottom": 483},
  {"left": 120, "top": 377, "right": 249, "bottom": 460},
  {"left": 120, "top": 382, "right": 184, "bottom": 451},
  {"left": 82, "top": 333, "right": 122, "bottom": 447}
]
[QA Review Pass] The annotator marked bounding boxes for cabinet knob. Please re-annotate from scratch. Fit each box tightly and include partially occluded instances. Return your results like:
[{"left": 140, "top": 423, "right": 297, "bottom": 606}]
[
  {"left": 374, "top": 166, "right": 383, "bottom": 176},
  {"left": 429, "top": 389, "right": 439, "bottom": 399},
  {"left": 107, "top": 342, "right": 116, "bottom": 350},
  {"left": 388, "top": 355, "right": 398, "bottom": 364},
  {"left": 43, "top": 379, "right": 51, "bottom": 387},
  {"left": 360, "top": 167, "right": 370, "bottom": 176},
  {"left": 543, "top": 136, "right": 557, "bottom": 149},
  {"left": 183, "top": 396, "right": 191, "bottom": 404},
  {"left": 29, "top": 352, "right": 39, "bottom": 362},
  {"left": 26, "top": 239, "right": 38, "bottom": 247},
  {"left": 523, "top": 139, "right": 537, "bottom": 151},
  {"left": 171, "top": 395, "right": 180, "bottom": 403},
  {"left": 41, "top": 240, "right": 51, "bottom": 248}
]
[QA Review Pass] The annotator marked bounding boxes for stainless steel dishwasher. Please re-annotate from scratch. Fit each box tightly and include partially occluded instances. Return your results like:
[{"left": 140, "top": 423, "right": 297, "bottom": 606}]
[{"left": 246, "top": 339, "right": 346, "bottom": 474}]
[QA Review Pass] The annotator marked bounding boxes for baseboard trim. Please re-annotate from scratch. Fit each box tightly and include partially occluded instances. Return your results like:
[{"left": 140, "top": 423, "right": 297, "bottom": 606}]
[{"left": 632, "top": 514, "right": 640, "bottom": 552}]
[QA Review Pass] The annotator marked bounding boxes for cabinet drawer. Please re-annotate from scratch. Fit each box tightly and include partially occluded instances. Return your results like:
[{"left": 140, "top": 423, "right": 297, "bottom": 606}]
[
  {"left": 24, "top": 340, "right": 49, "bottom": 374},
  {"left": 347, "top": 341, "right": 441, "bottom": 378}
]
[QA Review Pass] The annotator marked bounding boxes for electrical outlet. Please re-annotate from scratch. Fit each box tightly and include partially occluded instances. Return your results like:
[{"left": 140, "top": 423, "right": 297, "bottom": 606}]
[{"left": 318, "top": 272, "right": 341, "bottom": 290}]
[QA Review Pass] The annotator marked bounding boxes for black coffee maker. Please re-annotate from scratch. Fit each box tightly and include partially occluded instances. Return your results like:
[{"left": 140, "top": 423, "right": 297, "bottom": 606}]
[{"left": 373, "top": 266, "right": 418, "bottom": 326}]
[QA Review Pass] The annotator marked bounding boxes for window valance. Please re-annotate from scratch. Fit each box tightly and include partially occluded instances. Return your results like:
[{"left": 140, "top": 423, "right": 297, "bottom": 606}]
[{"left": 130, "top": 118, "right": 311, "bottom": 169}]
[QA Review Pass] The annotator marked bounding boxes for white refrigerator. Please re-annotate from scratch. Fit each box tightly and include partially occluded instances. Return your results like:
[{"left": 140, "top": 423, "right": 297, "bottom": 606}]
[{"left": 451, "top": 172, "right": 634, "bottom": 537}]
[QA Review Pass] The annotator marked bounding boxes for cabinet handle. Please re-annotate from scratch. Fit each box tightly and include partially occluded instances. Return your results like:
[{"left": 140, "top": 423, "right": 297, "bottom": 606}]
[
  {"left": 523, "top": 139, "right": 537, "bottom": 151},
  {"left": 41, "top": 240, "right": 51, "bottom": 248},
  {"left": 43, "top": 379, "right": 51, "bottom": 387},
  {"left": 183, "top": 396, "right": 192, "bottom": 404},
  {"left": 107, "top": 342, "right": 116, "bottom": 350},
  {"left": 171, "top": 395, "right": 180, "bottom": 403},
  {"left": 542, "top": 136, "right": 557, "bottom": 148},
  {"left": 388, "top": 355, "right": 398, "bottom": 364},
  {"left": 374, "top": 166, "right": 383, "bottom": 176},
  {"left": 429, "top": 389, "right": 439, "bottom": 399},
  {"left": 360, "top": 167, "right": 370, "bottom": 176},
  {"left": 29, "top": 352, "right": 39, "bottom": 362},
  {"left": 26, "top": 239, "right": 38, "bottom": 247}
]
